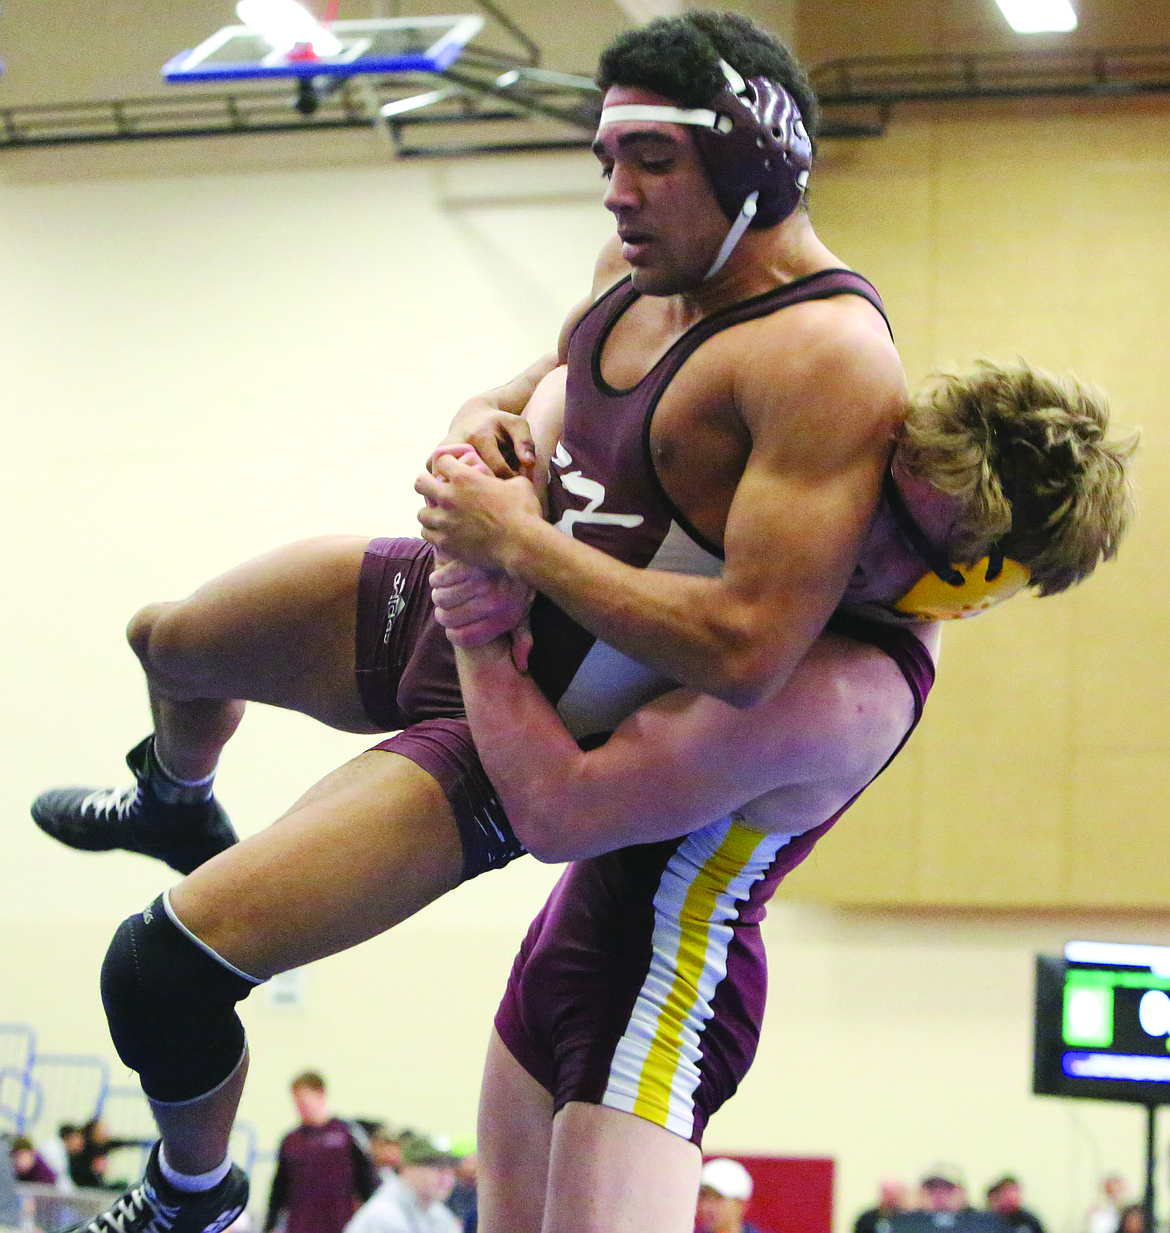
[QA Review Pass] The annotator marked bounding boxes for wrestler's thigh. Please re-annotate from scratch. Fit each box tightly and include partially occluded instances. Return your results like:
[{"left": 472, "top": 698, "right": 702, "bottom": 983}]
[
  {"left": 477, "top": 1029, "right": 553, "bottom": 1233},
  {"left": 542, "top": 1102, "right": 701, "bottom": 1233},
  {"left": 135, "top": 534, "right": 374, "bottom": 730},
  {"left": 168, "top": 748, "right": 464, "bottom": 977}
]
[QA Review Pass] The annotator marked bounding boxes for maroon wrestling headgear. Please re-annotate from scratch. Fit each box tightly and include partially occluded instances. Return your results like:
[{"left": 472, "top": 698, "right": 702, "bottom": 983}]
[
  {"left": 598, "top": 59, "right": 812, "bottom": 277},
  {"left": 691, "top": 60, "right": 811, "bottom": 229}
]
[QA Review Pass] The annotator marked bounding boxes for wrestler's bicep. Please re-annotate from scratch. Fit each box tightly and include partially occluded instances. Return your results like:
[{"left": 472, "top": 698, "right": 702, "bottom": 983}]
[
  {"left": 713, "top": 329, "right": 905, "bottom": 696},
  {"left": 711, "top": 453, "right": 880, "bottom": 698}
]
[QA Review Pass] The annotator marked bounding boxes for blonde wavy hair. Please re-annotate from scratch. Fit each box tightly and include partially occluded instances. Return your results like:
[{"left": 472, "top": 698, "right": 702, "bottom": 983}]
[{"left": 898, "top": 362, "right": 1137, "bottom": 596}]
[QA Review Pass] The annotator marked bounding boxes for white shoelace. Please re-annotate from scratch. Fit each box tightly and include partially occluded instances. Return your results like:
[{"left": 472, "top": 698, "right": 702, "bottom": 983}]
[
  {"left": 78, "top": 783, "right": 141, "bottom": 820},
  {"left": 85, "top": 1185, "right": 178, "bottom": 1233}
]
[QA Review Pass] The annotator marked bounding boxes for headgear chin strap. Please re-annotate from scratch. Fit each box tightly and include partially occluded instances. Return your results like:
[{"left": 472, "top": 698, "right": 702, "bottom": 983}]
[
  {"left": 881, "top": 464, "right": 1031, "bottom": 620},
  {"left": 597, "top": 59, "right": 812, "bottom": 280}
]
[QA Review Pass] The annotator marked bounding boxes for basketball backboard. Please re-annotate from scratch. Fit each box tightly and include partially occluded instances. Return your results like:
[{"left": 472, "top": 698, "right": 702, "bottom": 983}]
[{"left": 163, "top": 14, "right": 485, "bottom": 83}]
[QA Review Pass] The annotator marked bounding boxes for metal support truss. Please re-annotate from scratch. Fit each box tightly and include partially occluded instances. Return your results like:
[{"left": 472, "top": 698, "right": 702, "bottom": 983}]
[
  {"left": 814, "top": 44, "right": 1170, "bottom": 138},
  {"left": 2, "top": 44, "right": 1168, "bottom": 152},
  {"left": 0, "top": 71, "right": 600, "bottom": 153}
]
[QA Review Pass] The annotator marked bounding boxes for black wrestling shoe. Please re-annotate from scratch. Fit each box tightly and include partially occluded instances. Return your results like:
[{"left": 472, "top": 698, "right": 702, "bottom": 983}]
[
  {"left": 31, "top": 737, "right": 238, "bottom": 876},
  {"left": 67, "top": 1144, "right": 249, "bottom": 1233}
]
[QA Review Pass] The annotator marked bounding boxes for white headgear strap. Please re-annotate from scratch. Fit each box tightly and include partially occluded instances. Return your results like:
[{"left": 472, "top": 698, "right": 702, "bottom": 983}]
[{"left": 597, "top": 103, "right": 717, "bottom": 129}]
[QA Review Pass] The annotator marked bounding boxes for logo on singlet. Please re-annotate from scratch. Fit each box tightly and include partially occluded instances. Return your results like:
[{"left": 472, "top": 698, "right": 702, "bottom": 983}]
[
  {"left": 382, "top": 571, "right": 407, "bottom": 644},
  {"left": 551, "top": 442, "right": 644, "bottom": 538}
]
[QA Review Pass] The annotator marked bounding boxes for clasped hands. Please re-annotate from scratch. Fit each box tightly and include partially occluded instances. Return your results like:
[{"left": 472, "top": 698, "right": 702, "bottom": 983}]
[{"left": 416, "top": 434, "right": 543, "bottom": 670}]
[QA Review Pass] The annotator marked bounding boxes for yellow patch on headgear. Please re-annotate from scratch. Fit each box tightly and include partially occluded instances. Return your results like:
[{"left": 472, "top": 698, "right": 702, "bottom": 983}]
[{"left": 893, "top": 557, "right": 1031, "bottom": 620}]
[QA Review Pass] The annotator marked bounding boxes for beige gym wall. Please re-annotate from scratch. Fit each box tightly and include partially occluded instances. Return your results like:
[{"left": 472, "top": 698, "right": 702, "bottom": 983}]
[{"left": 1, "top": 4, "right": 1167, "bottom": 1232}]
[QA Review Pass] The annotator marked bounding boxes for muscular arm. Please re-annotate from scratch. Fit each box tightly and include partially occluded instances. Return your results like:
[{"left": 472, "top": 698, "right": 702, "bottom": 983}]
[
  {"left": 422, "top": 313, "right": 906, "bottom": 706},
  {"left": 454, "top": 628, "right": 918, "bottom": 864}
]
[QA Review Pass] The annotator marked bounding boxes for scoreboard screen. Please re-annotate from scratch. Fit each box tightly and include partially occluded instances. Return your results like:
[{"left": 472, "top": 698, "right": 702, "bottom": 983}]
[{"left": 1034, "top": 941, "right": 1170, "bottom": 1105}]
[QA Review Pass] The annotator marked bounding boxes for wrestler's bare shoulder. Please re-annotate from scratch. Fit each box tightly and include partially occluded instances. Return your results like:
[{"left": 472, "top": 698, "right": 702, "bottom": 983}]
[
  {"left": 662, "top": 282, "right": 902, "bottom": 409},
  {"left": 649, "top": 286, "right": 906, "bottom": 532},
  {"left": 722, "top": 289, "right": 902, "bottom": 415}
]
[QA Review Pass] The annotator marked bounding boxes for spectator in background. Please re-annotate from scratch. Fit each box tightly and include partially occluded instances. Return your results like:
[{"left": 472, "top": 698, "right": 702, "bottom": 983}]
[
  {"left": 1115, "top": 1204, "right": 1144, "bottom": 1233},
  {"left": 60, "top": 1125, "right": 86, "bottom": 1186},
  {"left": 1086, "top": 1175, "right": 1130, "bottom": 1233},
  {"left": 0, "top": 1141, "right": 22, "bottom": 1232},
  {"left": 10, "top": 1136, "right": 57, "bottom": 1185},
  {"left": 35, "top": 1126, "right": 74, "bottom": 1191},
  {"left": 344, "top": 1135, "right": 460, "bottom": 1233},
  {"left": 367, "top": 1128, "right": 403, "bottom": 1183},
  {"left": 695, "top": 1158, "right": 764, "bottom": 1233},
  {"left": 986, "top": 1176, "right": 1045, "bottom": 1233},
  {"left": 446, "top": 1143, "right": 477, "bottom": 1233},
  {"left": 265, "top": 1071, "right": 379, "bottom": 1233},
  {"left": 69, "top": 1119, "right": 123, "bottom": 1190},
  {"left": 918, "top": 1166, "right": 970, "bottom": 1214},
  {"left": 855, "top": 1179, "right": 910, "bottom": 1233}
]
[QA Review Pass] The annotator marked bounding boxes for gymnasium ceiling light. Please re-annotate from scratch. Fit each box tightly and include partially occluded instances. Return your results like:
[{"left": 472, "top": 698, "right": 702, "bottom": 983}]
[{"left": 995, "top": 0, "right": 1077, "bottom": 33}]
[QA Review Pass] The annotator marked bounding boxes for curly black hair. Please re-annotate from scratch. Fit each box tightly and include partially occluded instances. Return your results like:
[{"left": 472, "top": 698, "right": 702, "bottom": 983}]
[{"left": 596, "top": 10, "right": 819, "bottom": 150}]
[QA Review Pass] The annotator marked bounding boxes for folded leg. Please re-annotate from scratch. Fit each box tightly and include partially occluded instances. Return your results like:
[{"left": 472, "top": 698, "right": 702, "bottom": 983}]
[{"left": 107, "top": 747, "right": 466, "bottom": 1175}]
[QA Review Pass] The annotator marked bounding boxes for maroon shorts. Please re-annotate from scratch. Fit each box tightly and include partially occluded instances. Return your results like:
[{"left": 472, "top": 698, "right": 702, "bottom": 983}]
[
  {"left": 495, "top": 829, "right": 776, "bottom": 1146},
  {"left": 354, "top": 537, "right": 525, "bottom": 880}
]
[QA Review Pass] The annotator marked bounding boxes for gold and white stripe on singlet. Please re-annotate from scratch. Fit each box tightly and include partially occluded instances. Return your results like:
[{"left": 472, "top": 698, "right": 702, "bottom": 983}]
[{"left": 601, "top": 815, "right": 792, "bottom": 1139}]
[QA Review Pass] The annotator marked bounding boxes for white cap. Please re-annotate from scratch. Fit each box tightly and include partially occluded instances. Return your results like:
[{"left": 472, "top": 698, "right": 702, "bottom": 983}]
[{"left": 700, "top": 1157, "right": 754, "bottom": 1200}]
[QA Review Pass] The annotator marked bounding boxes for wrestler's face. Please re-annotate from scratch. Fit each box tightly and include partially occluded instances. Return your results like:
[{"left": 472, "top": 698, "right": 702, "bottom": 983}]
[
  {"left": 844, "top": 453, "right": 968, "bottom": 607},
  {"left": 593, "top": 86, "right": 732, "bottom": 295}
]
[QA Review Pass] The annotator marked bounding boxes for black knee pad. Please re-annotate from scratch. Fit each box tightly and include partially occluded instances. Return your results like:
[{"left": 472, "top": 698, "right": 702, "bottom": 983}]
[{"left": 101, "top": 894, "right": 261, "bottom": 1103}]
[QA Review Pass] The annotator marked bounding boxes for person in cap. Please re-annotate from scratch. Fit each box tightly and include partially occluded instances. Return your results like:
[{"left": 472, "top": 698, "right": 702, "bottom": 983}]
[
  {"left": 344, "top": 1136, "right": 460, "bottom": 1233},
  {"left": 365, "top": 1127, "right": 403, "bottom": 1184},
  {"left": 854, "top": 1178, "right": 910, "bottom": 1233},
  {"left": 1085, "top": 1174, "right": 1131, "bottom": 1233},
  {"left": 696, "top": 1158, "right": 763, "bottom": 1233}
]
